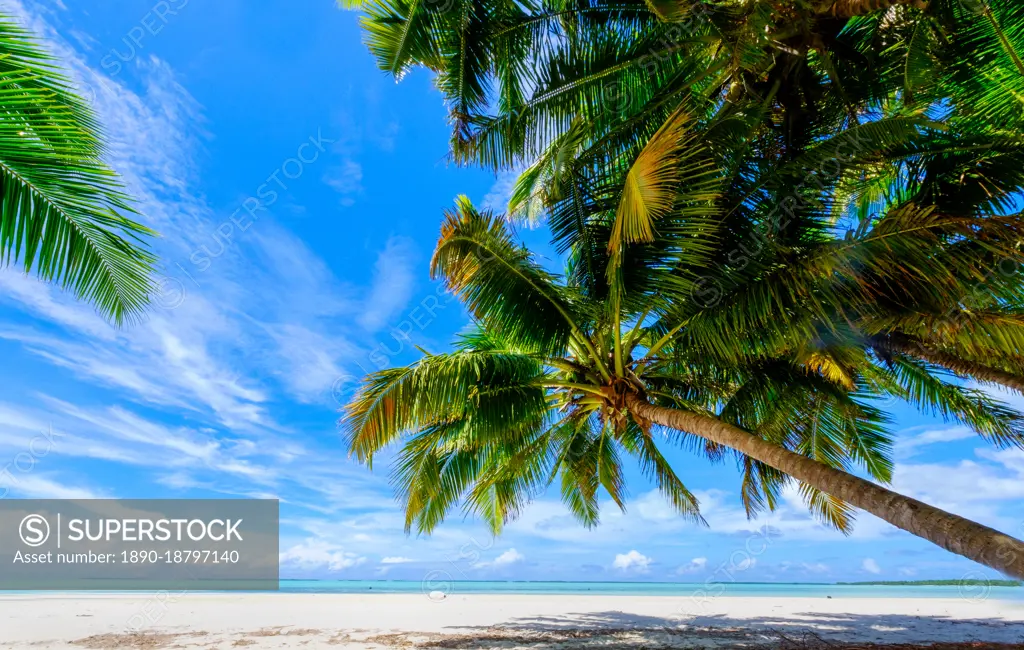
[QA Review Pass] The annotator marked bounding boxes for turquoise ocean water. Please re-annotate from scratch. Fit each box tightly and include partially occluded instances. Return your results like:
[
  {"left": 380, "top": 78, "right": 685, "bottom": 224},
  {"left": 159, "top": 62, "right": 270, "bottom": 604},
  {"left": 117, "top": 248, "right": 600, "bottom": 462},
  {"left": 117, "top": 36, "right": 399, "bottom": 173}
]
[{"left": 279, "top": 580, "right": 1023, "bottom": 600}]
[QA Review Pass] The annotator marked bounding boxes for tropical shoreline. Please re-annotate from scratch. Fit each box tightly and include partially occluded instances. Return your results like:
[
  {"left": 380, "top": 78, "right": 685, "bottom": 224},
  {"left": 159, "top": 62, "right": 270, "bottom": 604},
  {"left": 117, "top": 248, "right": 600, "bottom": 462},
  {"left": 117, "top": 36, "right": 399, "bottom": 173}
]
[
  {"left": 2, "top": 592, "right": 1022, "bottom": 648},
  {"left": 271, "top": 579, "right": 1023, "bottom": 599}
]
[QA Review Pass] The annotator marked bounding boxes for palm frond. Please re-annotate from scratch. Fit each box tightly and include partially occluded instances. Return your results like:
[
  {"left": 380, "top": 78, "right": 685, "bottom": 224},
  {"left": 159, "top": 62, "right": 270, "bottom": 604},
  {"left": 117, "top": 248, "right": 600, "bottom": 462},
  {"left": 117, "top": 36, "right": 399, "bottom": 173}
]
[{"left": 0, "top": 16, "right": 156, "bottom": 324}]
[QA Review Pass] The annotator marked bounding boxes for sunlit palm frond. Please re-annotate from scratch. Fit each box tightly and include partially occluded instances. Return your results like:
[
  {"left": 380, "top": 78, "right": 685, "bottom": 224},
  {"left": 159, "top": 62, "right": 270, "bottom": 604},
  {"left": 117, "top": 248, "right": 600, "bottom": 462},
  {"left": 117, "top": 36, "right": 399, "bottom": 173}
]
[
  {"left": 343, "top": 347, "right": 547, "bottom": 464},
  {"left": 0, "top": 16, "right": 156, "bottom": 324},
  {"left": 610, "top": 108, "right": 698, "bottom": 254},
  {"left": 432, "top": 196, "right": 606, "bottom": 369}
]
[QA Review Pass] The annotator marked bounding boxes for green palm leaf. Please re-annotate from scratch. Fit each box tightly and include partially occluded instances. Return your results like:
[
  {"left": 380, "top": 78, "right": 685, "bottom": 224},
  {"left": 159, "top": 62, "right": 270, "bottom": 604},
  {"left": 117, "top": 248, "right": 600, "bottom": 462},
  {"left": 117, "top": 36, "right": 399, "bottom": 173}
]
[{"left": 0, "top": 15, "right": 156, "bottom": 324}]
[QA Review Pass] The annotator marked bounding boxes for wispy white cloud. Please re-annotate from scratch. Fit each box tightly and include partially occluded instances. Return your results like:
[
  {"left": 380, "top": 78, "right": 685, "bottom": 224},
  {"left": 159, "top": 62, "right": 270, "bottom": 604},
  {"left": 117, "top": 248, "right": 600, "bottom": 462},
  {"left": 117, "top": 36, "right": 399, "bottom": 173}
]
[
  {"left": 280, "top": 539, "right": 367, "bottom": 572},
  {"left": 896, "top": 426, "right": 975, "bottom": 458},
  {"left": 323, "top": 160, "right": 363, "bottom": 206},
  {"left": 359, "top": 236, "right": 417, "bottom": 331},
  {"left": 1, "top": 473, "right": 103, "bottom": 500},
  {"left": 481, "top": 170, "right": 520, "bottom": 214},
  {"left": 0, "top": 313, "right": 273, "bottom": 431},
  {"left": 677, "top": 557, "right": 708, "bottom": 574},
  {"left": 0, "top": 398, "right": 281, "bottom": 487},
  {"left": 862, "top": 558, "right": 882, "bottom": 574},
  {"left": 475, "top": 548, "right": 525, "bottom": 569},
  {"left": 493, "top": 548, "right": 525, "bottom": 567},
  {"left": 319, "top": 97, "right": 400, "bottom": 207},
  {"left": 778, "top": 561, "right": 830, "bottom": 575},
  {"left": 734, "top": 557, "right": 757, "bottom": 571},
  {"left": 156, "top": 472, "right": 207, "bottom": 491},
  {"left": 258, "top": 322, "right": 358, "bottom": 404},
  {"left": 612, "top": 550, "right": 652, "bottom": 573}
]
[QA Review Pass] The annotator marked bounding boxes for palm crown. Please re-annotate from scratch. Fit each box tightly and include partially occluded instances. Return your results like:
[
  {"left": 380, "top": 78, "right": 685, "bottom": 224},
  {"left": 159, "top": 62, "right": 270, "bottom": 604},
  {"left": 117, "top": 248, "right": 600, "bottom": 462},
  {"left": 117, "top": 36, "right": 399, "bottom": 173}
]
[
  {"left": 345, "top": 185, "right": 1024, "bottom": 576},
  {"left": 344, "top": 0, "right": 1024, "bottom": 577}
]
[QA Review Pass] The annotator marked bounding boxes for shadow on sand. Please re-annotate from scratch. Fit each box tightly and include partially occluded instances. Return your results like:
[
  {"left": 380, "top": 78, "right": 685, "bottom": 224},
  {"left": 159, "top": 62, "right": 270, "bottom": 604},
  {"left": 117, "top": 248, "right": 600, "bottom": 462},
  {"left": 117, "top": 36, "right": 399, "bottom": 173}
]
[{"left": 413, "top": 609, "right": 1024, "bottom": 649}]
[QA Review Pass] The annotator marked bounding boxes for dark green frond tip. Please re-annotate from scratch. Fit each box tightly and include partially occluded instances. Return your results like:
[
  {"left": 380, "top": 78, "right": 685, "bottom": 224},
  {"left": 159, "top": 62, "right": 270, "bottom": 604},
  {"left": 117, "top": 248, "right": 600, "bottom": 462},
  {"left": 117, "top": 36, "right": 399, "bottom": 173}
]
[{"left": 0, "top": 14, "right": 157, "bottom": 326}]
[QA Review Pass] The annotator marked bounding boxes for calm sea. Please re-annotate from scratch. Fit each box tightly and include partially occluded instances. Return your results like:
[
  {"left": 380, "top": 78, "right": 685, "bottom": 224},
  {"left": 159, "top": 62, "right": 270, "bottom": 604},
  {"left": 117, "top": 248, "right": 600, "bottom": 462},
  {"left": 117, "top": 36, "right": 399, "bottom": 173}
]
[{"left": 279, "top": 580, "right": 1023, "bottom": 600}]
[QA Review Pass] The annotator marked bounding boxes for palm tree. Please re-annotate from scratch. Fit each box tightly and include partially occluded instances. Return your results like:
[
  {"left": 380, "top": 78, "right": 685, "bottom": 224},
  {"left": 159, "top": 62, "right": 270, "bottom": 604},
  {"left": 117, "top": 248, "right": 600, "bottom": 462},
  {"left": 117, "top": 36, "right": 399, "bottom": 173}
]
[
  {"left": 342, "top": 0, "right": 1024, "bottom": 576},
  {"left": 0, "top": 15, "right": 156, "bottom": 324},
  {"left": 350, "top": 0, "right": 1024, "bottom": 393},
  {"left": 343, "top": 198, "right": 1024, "bottom": 578}
]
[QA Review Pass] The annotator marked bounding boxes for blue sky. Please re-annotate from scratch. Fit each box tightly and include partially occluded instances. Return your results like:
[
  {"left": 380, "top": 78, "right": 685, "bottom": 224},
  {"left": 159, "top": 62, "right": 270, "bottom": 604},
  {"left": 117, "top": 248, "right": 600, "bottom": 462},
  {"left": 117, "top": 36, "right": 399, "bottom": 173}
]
[{"left": 0, "top": 0, "right": 1021, "bottom": 586}]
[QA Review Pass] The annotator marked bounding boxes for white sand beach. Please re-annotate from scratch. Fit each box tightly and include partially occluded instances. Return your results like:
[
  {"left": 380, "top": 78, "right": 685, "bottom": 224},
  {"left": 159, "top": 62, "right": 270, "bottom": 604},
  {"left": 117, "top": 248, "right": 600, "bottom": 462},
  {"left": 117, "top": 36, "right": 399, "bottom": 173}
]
[{"left": 1, "top": 593, "right": 1022, "bottom": 649}]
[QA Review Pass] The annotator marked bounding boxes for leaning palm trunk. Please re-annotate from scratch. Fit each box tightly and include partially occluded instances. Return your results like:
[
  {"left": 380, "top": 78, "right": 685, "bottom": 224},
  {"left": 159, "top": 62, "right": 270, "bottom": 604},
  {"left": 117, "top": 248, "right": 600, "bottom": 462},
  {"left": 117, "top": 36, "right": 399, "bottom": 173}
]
[
  {"left": 818, "top": 0, "right": 928, "bottom": 17},
  {"left": 880, "top": 337, "right": 1024, "bottom": 395},
  {"left": 625, "top": 393, "right": 1024, "bottom": 578}
]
